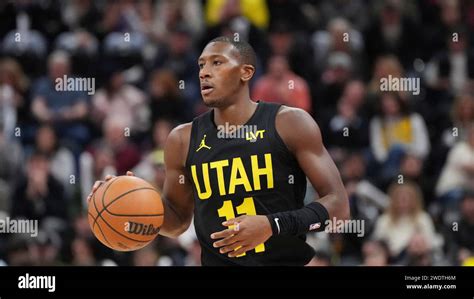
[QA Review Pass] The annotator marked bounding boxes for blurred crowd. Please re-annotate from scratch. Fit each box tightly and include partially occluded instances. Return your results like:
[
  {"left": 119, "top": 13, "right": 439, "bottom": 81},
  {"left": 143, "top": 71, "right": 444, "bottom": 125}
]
[{"left": 0, "top": 0, "right": 473, "bottom": 266}]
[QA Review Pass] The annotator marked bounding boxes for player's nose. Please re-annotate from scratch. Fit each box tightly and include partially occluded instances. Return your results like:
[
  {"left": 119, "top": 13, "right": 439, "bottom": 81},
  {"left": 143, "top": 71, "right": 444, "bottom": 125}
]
[{"left": 199, "top": 65, "right": 211, "bottom": 79}]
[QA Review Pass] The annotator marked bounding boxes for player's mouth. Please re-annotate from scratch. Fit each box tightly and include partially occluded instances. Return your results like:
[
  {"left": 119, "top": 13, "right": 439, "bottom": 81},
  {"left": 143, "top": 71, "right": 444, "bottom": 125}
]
[{"left": 201, "top": 82, "right": 214, "bottom": 96}]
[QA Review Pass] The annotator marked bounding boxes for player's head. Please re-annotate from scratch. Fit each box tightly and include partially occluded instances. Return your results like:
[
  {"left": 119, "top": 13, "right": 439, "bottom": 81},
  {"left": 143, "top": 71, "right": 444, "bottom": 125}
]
[{"left": 198, "top": 36, "right": 257, "bottom": 107}]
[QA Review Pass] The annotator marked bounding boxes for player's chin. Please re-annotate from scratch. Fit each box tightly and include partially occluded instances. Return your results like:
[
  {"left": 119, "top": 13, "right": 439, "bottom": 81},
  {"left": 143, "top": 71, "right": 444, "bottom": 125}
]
[{"left": 202, "top": 96, "right": 222, "bottom": 108}]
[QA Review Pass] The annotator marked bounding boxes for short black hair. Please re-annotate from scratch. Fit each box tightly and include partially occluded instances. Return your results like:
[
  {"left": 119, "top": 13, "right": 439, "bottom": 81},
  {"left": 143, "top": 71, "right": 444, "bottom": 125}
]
[{"left": 207, "top": 36, "right": 257, "bottom": 68}]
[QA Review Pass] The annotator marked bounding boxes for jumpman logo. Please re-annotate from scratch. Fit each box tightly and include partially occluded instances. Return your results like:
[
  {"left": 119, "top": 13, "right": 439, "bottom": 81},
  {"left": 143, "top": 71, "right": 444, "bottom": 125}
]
[{"left": 196, "top": 134, "right": 211, "bottom": 152}]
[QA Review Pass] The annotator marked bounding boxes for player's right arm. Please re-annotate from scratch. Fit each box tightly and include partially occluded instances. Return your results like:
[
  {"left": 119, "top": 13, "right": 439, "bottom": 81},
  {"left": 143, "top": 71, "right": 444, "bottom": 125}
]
[
  {"left": 87, "top": 123, "right": 195, "bottom": 238},
  {"left": 159, "top": 123, "right": 195, "bottom": 237}
]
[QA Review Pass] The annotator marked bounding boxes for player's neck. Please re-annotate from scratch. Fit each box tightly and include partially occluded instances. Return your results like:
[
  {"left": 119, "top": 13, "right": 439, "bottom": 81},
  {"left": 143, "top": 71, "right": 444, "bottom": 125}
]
[{"left": 214, "top": 96, "right": 257, "bottom": 127}]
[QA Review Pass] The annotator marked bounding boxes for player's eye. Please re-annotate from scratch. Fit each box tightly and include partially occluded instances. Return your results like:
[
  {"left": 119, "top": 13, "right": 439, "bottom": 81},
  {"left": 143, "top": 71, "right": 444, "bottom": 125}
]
[
  {"left": 198, "top": 63, "right": 204, "bottom": 69},
  {"left": 213, "top": 60, "right": 222, "bottom": 66}
]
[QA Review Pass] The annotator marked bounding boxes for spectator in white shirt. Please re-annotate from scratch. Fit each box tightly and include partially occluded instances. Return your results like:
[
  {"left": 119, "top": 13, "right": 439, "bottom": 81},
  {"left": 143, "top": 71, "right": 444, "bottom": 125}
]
[
  {"left": 436, "top": 123, "right": 474, "bottom": 205},
  {"left": 373, "top": 181, "right": 440, "bottom": 260}
]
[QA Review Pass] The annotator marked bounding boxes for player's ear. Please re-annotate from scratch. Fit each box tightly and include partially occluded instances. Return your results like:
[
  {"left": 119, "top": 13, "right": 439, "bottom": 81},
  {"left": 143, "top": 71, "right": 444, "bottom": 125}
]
[{"left": 240, "top": 64, "right": 255, "bottom": 83}]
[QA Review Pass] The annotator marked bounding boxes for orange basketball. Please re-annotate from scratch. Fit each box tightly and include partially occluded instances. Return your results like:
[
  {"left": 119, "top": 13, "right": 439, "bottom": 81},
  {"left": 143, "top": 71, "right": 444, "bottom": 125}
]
[{"left": 88, "top": 175, "right": 164, "bottom": 251}]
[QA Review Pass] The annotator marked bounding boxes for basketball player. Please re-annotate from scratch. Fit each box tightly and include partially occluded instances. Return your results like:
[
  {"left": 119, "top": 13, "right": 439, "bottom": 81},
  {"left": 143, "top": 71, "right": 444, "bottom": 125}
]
[{"left": 88, "top": 37, "right": 349, "bottom": 266}]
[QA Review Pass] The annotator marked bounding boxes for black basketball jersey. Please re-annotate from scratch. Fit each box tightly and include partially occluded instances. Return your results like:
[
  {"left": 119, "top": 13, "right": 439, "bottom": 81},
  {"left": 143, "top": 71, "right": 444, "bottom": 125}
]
[{"left": 185, "top": 101, "right": 314, "bottom": 266}]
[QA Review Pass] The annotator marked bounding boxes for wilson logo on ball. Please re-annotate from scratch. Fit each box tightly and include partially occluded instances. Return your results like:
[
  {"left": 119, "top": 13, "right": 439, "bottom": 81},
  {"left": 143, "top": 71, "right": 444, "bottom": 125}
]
[{"left": 124, "top": 221, "right": 160, "bottom": 236}]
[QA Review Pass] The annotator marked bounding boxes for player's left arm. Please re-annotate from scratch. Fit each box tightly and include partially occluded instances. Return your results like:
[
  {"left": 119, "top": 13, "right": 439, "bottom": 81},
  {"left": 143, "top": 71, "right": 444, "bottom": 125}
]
[
  {"left": 275, "top": 107, "right": 350, "bottom": 220},
  {"left": 212, "top": 107, "right": 349, "bottom": 257}
]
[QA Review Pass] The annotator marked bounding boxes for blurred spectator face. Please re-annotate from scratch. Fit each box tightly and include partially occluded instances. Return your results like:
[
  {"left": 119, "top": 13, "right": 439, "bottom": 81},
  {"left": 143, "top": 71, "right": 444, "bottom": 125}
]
[
  {"left": 6, "top": 239, "right": 33, "bottom": 266},
  {"left": 338, "top": 100, "right": 355, "bottom": 120},
  {"left": 269, "top": 31, "right": 293, "bottom": 56},
  {"left": 329, "top": 18, "right": 351, "bottom": 52},
  {"left": 0, "top": 58, "right": 27, "bottom": 90},
  {"left": 332, "top": 66, "right": 350, "bottom": 83},
  {"left": 381, "top": 94, "right": 400, "bottom": 116},
  {"left": 72, "top": 238, "right": 95, "bottom": 265},
  {"left": 169, "top": 32, "right": 191, "bottom": 56},
  {"left": 453, "top": 95, "right": 474, "bottom": 123},
  {"left": 109, "top": 72, "right": 125, "bottom": 91},
  {"left": 362, "top": 240, "right": 389, "bottom": 266},
  {"left": 48, "top": 52, "right": 70, "bottom": 80},
  {"left": 153, "top": 119, "right": 173, "bottom": 149},
  {"left": 381, "top": 3, "right": 401, "bottom": 26},
  {"left": 388, "top": 183, "right": 422, "bottom": 218},
  {"left": 0, "top": 60, "right": 15, "bottom": 85},
  {"left": 132, "top": 245, "right": 158, "bottom": 266},
  {"left": 461, "top": 195, "right": 474, "bottom": 224},
  {"left": 342, "top": 80, "right": 366, "bottom": 108},
  {"left": 441, "top": 0, "right": 460, "bottom": 27},
  {"left": 401, "top": 155, "right": 423, "bottom": 179},
  {"left": 268, "top": 56, "right": 289, "bottom": 80},
  {"left": 220, "top": 0, "right": 242, "bottom": 20},
  {"left": 341, "top": 154, "right": 366, "bottom": 181},
  {"left": 37, "top": 243, "right": 59, "bottom": 266},
  {"left": 163, "top": 0, "right": 182, "bottom": 24},
  {"left": 325, "top": 52, "right": 352, "bottom": 84},
  {"left": 393, "top": 188, "right": 414, "bottom": 215},
  {"left": 74, "top": 214, "right": 93, "bottom": 239},
  {"left": 149, "top": 70, "right": 179, "bottom": 99},
  {"left": 373, "top": 56, "right": 403, "bottom": 80},
  {"left": 36, "top": 125, "right": 57, "bottom": 154},
  {"left": 76, "top": 30, "right": 95, "bottom": 50}
]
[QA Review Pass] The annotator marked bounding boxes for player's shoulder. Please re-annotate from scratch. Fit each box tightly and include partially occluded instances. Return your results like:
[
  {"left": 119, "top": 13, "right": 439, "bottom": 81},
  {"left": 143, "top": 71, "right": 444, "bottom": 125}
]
[
  {"left": 168, "top": 122, "right": 193, "bottom": 145},
  {"left": 172, "top": 122, "right": 193, "bottom": 134},
  {"left": 275, "top": 105, "right": 322, "bottom": 151},
  {"left": 276, "top": 105, "right": 319, "bottom": 131},
  {"left": 166, "top": 122, "right": 192, "bottom": 156},
  {"left": 164, "top": 122, "right": 193, "bottom": 167}
]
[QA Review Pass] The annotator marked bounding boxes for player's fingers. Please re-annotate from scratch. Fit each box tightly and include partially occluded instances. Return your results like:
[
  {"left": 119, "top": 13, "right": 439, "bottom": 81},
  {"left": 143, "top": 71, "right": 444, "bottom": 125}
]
[
  {"left": 104, "top": 174, "right": 115, "bottom": 181},
  {"left": 210, "top": 228, "right": 236, "bottom": 240},
  {"left": 92, "top": 180, "right": 104, "bottom": 192},
  {"left": 88, "top": 180, "right": 104, "bottom": 202},
  {"left": 222, "top": 215, "right": 245, "bottom": 227},
  {"left": 219, "top": 241, "right": 244, "bottom": 254},
  {"left": 126, "top": 171, "right": 134, "bottom": 176},
  {"left": 213, "top": 233, "right": 241, "bottom": 248},
  {"left": 228, "top": 245, "right": 252, "bottom": 258}
]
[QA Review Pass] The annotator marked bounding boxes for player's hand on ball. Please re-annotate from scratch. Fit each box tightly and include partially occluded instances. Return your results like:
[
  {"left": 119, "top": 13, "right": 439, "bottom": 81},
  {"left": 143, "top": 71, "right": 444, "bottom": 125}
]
[
  {"left": 211, "top": 215, "right": 272, "bottom": 257},
  {"left": 87, "top": 171, "right": 134, "bottom": 202}
]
